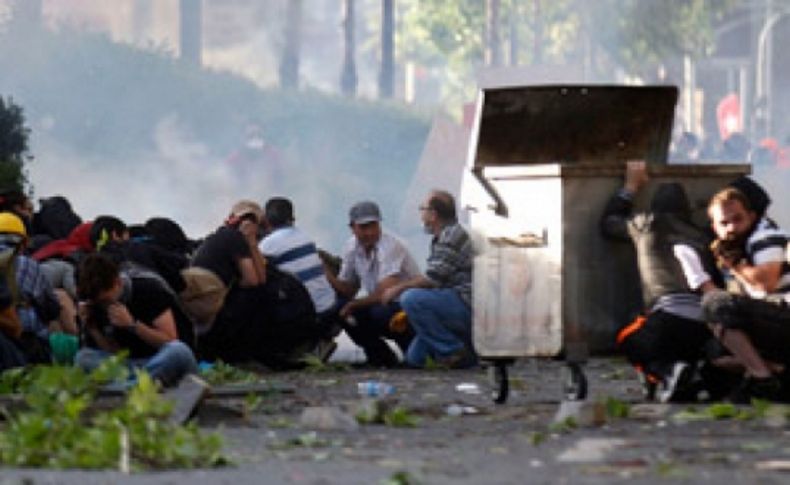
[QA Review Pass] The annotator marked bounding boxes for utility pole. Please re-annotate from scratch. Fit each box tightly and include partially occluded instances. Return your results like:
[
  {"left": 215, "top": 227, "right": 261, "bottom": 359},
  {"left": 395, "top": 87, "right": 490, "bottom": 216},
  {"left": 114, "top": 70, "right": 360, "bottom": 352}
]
[
  {"left": 340, "top": 0, "right": 358, "bottom": 97},
  {"left": 179, "top": 0, "right": 202, "bottom": 67},
  {"left": 379, "top": 0, "right": 395, "bottom": 99}
]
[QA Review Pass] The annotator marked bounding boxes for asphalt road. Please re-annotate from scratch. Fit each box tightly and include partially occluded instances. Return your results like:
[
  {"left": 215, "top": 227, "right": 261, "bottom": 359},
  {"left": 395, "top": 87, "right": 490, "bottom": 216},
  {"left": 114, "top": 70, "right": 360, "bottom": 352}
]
[{"left": 4, "top": 358, "right": 790, "bottom": 484}]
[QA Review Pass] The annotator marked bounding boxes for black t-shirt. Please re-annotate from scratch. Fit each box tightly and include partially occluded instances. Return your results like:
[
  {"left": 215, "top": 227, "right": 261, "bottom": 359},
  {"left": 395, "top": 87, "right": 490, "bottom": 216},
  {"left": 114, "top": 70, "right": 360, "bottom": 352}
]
[
  {"left": 190, "top": 226, "right": 251, "bottom": 286},
  {"left": 89, "top": 277, "right": 192, "bottom": 359}
]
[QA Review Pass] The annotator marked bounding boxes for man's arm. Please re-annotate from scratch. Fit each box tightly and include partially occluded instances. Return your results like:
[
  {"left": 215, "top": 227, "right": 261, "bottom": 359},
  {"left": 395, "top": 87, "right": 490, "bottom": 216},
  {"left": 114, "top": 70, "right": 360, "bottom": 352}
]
[
  {"left": 673, "top": 244, "right": 717, "bottom": 294},
  {"left": 238, "top": 220, "right": 267, "bottom": 286},
  {"left": 339, "top": 274, "right": 402, "bottom": 318},
  {"left": 729, "top": 260, "right": 783, "bottom": 294},
  {"left": 600, "top": 160, "right": 648, "bottom": 241},
  {"left": 325, "top": 269, "right": 358, "bottom": 299},
  {"left": 381, "top": 275, "right": 435, "bottom": 304},
  {"left": 107, "top": 303, "right": 177, "bottom": 348}
]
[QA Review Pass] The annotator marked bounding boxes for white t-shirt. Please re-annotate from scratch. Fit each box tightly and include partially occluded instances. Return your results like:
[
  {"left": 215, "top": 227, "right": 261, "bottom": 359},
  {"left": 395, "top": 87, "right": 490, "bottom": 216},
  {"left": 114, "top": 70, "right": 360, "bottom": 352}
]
[
  {"left": 745, "top": 217, "right": 790, "bottom": 300},
  {"left": 259, "top": 226, "right": 336, "bottom": 313},
  {"left": 338, "top": 230, "right": 421, "bottom": 296}
]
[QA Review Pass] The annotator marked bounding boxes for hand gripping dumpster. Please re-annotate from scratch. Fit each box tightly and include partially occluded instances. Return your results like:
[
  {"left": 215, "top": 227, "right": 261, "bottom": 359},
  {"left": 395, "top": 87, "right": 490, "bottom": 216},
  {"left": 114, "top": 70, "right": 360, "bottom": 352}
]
[{"left": 462, "top": 85, "right": 749, "bottom": 403}]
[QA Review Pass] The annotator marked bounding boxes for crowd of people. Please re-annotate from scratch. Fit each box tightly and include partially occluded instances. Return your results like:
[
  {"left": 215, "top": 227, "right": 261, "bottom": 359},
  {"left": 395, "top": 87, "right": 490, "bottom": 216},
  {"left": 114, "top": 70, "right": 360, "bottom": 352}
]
[
  {"left": 0, "top": 167, "right": 788, "bottom": 406},
  {"left": 0, "top": 188, "right": 476, "bottom": 387}
]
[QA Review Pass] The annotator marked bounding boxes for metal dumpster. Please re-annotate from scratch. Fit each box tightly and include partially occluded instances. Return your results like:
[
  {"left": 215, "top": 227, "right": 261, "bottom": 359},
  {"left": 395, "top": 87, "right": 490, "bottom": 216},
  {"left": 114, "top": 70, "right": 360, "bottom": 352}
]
[{"left": 462, "top": 85, "right": 749, "bottom": 403}]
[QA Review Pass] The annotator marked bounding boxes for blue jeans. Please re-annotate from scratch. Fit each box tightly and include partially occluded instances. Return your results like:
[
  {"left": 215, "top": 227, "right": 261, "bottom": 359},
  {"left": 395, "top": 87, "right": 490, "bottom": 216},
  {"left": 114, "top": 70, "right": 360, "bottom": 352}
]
[
  {"left": 400, "top": 288, "right": 473, "bottom": 367},
  {"left": 75, "top": 341, "right": 198, "bottom": 387}
]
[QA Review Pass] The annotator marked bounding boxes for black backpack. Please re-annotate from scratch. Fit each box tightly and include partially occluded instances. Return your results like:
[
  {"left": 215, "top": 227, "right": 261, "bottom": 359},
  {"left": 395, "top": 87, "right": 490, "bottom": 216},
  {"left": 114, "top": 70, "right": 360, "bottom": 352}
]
[
  {"left": 261, "top": 265, "right": 317, "bottom": 329},
  {"left": 32, "top": 196, "right": 82, "bottom": 240}
]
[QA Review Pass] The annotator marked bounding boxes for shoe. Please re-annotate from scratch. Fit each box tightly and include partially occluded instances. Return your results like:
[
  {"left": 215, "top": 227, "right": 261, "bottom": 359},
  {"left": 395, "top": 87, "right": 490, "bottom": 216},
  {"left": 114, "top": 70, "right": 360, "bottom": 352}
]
[
  {"left": 728, "top": 375, "right": 784, "bottom": 404},
  {"left": 314, "top": 339, "right": 338, "bottom": 363},
  {"left": 636, "top": 370, "right": 658, "bottom": 401},
  {"left": 657, "top": 362, "right": 696, "bottom": 403},
  {"left": 435, "top": 347, "right": 477, "bottom": 369}
]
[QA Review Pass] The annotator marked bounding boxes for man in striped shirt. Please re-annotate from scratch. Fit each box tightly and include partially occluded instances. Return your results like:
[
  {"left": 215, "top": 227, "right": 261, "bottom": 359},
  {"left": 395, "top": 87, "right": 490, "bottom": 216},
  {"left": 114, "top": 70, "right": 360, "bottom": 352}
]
[
  {"left": 703, "top": 186, "right": 790, "bottom": 401},
  {"left": 259, "top": 197, "right": 339, "bottom": 359},
  {"left": 382, "top": 190, "right": 475, "bottom": 369}
]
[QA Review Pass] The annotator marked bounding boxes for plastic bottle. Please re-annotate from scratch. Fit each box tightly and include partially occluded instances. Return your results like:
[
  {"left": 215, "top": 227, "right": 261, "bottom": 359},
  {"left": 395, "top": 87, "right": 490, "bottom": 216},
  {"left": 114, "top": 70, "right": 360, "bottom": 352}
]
[{"left": 357, "top": 381, "right": 395, "bottom": 397}]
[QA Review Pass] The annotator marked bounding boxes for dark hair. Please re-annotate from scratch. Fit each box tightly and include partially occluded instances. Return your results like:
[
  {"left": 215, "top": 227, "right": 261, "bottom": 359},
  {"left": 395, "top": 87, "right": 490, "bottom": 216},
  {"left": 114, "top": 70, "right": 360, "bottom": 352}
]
[
  {"left": 428, "top": 190, "right": 457, "bottom": 222},
  {"left": 89, "top": 215, "right": 127, "bottom": 249},
  {"left": 0, "top": 188, "right": 28, "bottom": 213},
  {"left": 145, "top": 217, "right": 193, "bottom": 253},
  {"left": 650, "top": 183, "right": 691, "bottom": 219},
  {"left": 265, "top": 197, "right": 294, "bottom": 228},
  {"left": 728, "top": 176, "right": 770, "bottom": 219},
  {"left": 78, "top": 253, "right": 119, "bottom": 301}
]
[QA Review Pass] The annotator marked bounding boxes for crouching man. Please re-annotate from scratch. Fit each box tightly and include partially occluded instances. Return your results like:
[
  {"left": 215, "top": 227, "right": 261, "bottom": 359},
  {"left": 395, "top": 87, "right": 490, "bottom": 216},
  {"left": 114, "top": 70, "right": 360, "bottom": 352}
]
[
  {"left": 75, "top": 253, "right": 197, "bottom": 386},
  {"left": 383, "top": 190, "right": 476, "bottom": 369}
]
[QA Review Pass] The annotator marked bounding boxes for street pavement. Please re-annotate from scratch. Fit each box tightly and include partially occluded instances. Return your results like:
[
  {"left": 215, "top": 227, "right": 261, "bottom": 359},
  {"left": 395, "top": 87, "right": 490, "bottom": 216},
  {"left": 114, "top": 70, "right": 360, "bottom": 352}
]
[{"left": 4, "top": 357, "right": 790, "bottom": 484}]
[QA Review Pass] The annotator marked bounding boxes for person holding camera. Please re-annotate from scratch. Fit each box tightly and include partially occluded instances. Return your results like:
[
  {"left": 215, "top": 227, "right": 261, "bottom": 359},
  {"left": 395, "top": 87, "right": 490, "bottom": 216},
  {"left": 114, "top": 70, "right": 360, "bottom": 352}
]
[{"left": 75, "top": 253, "right": 197, "bottom": 387}]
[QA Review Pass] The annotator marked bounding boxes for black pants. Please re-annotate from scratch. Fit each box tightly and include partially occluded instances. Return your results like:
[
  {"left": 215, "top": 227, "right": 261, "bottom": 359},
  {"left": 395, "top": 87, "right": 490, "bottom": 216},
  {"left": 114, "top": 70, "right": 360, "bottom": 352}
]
[
  {"left": 619, "top": 309, "right": 713, "bottom": 378},
  {"left": 0, "top": 331, "right": 26, "bottom": 371},
  {"left": 339, "top": 299, "right": 413, "bottom": 366},
  {"left": 198, "top": 286, "right": 321, "bottom": 369},
  {"left": 702, "top": 289, "right": 790, "bottom": 365}
]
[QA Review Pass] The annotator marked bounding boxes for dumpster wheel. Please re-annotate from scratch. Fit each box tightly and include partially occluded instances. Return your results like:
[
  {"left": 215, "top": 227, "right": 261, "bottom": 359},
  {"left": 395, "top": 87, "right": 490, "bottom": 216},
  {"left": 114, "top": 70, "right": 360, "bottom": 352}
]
[
  {"left": 563, "top": 362, "right": 588, "bottom": 401},
  {"left": 489, "top": 360, "right": 511, "bottom": 404}
]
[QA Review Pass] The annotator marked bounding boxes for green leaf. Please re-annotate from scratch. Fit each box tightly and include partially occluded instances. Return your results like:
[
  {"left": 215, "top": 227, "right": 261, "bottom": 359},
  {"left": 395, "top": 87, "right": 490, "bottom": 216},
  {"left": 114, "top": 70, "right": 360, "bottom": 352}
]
[{"left": 383, "top": 407, "right": 420, "bottom": 428}]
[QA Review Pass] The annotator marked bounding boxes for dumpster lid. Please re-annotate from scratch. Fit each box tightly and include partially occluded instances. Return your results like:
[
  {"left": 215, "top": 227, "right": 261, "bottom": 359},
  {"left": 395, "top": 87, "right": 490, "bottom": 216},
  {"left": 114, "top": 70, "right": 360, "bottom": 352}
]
[{"left": 471, "top": 85, "right": 678, "bottom": 167}]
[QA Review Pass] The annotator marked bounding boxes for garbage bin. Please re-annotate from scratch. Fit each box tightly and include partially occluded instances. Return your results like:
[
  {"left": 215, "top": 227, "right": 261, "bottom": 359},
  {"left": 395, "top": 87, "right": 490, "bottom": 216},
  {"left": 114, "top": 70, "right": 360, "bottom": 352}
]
[{"left": 462, "top": 84, "right": 749, "bottom": 403}]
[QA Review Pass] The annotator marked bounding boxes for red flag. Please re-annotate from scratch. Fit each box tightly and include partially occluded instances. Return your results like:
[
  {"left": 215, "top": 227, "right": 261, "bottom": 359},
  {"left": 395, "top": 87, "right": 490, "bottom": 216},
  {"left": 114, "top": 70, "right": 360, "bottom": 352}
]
[{"left": 717, "top": 93, "right": 742, "bottom": 141}]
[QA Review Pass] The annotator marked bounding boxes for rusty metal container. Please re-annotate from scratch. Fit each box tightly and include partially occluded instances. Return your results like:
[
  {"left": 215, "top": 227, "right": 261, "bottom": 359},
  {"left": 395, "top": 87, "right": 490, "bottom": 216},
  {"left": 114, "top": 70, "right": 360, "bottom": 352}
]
[{"left": 462, "top": 85, "right": 748, "bottom": 401}]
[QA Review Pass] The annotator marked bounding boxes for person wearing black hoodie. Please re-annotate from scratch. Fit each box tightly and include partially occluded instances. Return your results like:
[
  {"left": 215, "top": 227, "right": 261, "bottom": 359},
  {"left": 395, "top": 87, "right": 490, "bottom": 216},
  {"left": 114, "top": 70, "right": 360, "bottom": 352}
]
[{"left": 601, "top": 161, "right": 724, "bottom": 402}]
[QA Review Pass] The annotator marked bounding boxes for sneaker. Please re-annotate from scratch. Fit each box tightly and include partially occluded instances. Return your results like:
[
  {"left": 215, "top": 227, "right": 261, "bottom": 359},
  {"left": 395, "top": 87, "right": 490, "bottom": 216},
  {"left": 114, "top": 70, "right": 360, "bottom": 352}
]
[
  {"left": 657, "top": 362, "right": 695, "bottom": 403},
  {"left": 436, "top": 347, "right": 477, "bottom": 369},
  {"left": 636, "top": 370, "right": 658, "bottom": 401},
  {"left": 314, "top": 339, "right": 338, "bottom": 363}
]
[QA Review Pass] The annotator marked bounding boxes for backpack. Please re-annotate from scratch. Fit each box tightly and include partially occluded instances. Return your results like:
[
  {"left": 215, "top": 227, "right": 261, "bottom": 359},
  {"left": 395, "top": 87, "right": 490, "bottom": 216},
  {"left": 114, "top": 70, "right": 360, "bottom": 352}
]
[
  {"left": 32, "top": 196, "right": 82, "bottom": 240},
  {"left": 261, "top": 265, "right": 317, "bottom": 329}
]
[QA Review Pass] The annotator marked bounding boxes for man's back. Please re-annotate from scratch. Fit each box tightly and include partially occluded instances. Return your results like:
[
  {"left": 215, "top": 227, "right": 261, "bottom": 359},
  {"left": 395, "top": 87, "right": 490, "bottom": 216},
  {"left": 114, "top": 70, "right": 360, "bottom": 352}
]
[{"left": 260, "top": 226, "right": 335, "bottom": 313}]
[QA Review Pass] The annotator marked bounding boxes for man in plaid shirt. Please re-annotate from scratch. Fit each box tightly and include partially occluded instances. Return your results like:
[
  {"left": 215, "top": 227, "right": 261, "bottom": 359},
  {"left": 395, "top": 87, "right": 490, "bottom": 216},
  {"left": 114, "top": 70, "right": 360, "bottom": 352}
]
[{"left": 382, "top": 190, "right": 476, "bottom": 368}]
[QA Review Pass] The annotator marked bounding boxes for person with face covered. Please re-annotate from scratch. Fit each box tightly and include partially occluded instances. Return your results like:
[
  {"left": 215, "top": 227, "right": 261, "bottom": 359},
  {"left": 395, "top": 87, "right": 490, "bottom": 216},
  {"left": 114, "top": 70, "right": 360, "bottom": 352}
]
[
  {"left": 75, "top": 253, "right": 197, "bottom": 386},
  {"left": 325, "top": 201, "right": 419, "bottom": 367},
  {"left": 182, "top": 200, "right": 267, "bottom": 334},
  {"left": 600, "top": 161, "right": 724, "bottom": 402},
  {"left": 702, "top": 185, "right": 790, "bottom": 402}
]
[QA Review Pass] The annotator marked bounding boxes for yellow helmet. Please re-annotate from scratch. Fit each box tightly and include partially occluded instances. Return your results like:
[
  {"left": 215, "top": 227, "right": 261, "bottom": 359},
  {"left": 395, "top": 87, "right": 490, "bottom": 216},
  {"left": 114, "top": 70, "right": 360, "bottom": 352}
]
[{"left": 0, "top": 212, "right": 26, "bottom": 238}]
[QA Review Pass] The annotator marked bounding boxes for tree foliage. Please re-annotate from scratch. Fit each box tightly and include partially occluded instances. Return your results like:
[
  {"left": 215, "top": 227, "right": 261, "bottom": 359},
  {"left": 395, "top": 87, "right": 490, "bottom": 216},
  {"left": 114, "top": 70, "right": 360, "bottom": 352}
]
[
  {"left": 590, "top": 0, "right": 738, "bottom": 75},
  {"left": 0, "top": 96, "right": 29, "bottom": 191},
  {"left": 397, "top": 0, "right": 737, "bottom": 107}
]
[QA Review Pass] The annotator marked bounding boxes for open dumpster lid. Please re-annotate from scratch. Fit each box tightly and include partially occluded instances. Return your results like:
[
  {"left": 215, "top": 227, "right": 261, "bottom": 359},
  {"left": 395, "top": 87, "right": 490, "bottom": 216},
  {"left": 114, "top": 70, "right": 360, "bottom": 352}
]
[{"left": 471, "top": 85, "right": 678, "bottom": 168}]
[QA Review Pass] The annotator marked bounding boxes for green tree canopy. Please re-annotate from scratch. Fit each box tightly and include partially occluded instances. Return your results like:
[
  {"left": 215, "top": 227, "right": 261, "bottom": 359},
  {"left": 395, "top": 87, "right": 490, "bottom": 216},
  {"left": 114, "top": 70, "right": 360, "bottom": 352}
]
[{"left": 0, "top": 97, "right": 29, "bottom": 191}]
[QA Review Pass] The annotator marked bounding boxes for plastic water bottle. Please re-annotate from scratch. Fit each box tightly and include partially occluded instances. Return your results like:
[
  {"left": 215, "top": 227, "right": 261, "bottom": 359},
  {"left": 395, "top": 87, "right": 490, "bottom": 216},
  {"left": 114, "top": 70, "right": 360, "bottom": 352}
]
[{"left": 357, "top": 381, "right": 395, "bottom": 397}]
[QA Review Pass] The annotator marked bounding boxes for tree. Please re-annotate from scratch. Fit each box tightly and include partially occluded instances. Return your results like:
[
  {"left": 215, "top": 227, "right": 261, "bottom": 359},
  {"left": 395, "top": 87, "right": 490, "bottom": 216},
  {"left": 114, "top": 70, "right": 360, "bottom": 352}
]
[
  {"left": 340, "top": 0, "right": 358, "bottom": 96},
  {"left": 179, "top": 0, "right": 202, "bottom": 66},
  {"left": 589, "top": 0, "right": 738, "bottom": 77},
  {"left": 279, "top": 0, "right": 303, "bottom": 89},
  {"left": 379, "top": 0, "right": 395, "bottom": 98},
  {"left": 0, "top": 97, "right": 30, "bottom": 191},
  {"left": 485, "top": 0, "right": 502, "bottom": 66}
]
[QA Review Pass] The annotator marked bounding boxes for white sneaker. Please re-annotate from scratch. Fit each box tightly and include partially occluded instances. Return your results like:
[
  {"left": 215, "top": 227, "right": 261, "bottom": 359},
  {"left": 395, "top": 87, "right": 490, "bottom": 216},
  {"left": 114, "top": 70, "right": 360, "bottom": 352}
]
[{"left": 657, "top": 362, "right": 693, "bottom": 403}]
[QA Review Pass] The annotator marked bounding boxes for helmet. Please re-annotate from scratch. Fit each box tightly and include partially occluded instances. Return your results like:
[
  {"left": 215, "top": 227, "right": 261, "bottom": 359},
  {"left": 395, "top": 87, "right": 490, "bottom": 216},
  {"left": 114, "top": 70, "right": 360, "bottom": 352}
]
[{"left": 0, "top": 212, "right": 26, "bottom": 238}]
